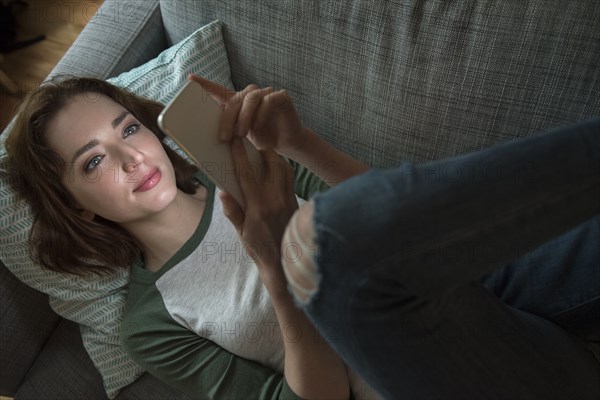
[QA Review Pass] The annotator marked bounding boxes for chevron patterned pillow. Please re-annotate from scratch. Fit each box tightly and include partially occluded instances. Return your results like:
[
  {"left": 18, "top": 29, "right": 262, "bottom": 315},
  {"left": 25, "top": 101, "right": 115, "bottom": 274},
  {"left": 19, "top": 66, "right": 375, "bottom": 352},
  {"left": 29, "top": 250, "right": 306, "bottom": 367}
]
[{"left": 0, "top": 20, "right": 233, "bottom": 399}]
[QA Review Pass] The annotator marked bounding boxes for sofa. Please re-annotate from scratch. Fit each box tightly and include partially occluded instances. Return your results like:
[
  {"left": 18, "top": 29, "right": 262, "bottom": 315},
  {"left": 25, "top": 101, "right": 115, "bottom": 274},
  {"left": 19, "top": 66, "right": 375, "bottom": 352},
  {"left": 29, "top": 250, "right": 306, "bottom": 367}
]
[{"left": 1, "top": 0, "right": 599, "bottom": 398}]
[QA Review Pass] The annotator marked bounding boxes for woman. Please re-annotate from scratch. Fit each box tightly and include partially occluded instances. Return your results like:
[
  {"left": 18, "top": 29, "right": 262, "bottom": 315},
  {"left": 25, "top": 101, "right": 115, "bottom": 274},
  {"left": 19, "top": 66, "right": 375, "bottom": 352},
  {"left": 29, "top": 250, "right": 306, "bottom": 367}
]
[
  {"left": 6, "top": 75, "right": 371, "bottom": 399},
  {"left": 9, "top": 74, "right": 600, "bottom": 399}
]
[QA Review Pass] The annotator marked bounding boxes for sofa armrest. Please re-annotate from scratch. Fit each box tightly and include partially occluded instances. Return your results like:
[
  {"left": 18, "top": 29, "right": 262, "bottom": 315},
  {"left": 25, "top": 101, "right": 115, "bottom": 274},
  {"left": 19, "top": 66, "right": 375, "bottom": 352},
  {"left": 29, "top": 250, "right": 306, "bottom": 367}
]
[
  {"left": 48, "top": 0, "right": 167, "bottom": 80},
  {"left": 0, "top": 262, "right": 61, "bottom": 397},
  {"left": 12, "top": 318, "right": 193, "bottom": 400}
]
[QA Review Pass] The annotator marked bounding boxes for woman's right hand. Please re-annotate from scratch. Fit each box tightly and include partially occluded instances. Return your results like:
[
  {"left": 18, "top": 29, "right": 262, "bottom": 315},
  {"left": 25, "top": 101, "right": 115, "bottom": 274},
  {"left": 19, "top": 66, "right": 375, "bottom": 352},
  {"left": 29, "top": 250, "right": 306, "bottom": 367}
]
[
  {"left": 189, "top": 75, "right": 309, "bottom": 157},
  {"left": 219, "top": 138, "right": 350, "bottom": 400},
  {"left": 219, "top": 137, "right": 298, "bottom": 288}
]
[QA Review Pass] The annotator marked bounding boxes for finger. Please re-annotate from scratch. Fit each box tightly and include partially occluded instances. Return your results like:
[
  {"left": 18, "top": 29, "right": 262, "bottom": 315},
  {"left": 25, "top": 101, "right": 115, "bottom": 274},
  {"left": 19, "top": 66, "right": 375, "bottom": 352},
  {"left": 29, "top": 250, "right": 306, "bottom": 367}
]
[
  {"left": 219, "top": 191, "right": 245, "bottom": 233},
  {"left": 231, "top": 137, "right": 259, "bottom": 200},
  {"left": 260, "top": 147, "right": 285, "bottom": 172},
  {"left": 252, "top": 89, "right": 293, "bottom": 132},
  {"left": 237, "top": 87, "right": 273, "bottom": 138},
  {"left": 284, "top": 156, "right": 297, "bottom": 207},
  {"left": 260, "top": 148, "right": 299, "bottom": 214},
  {"left": 219, "top": 84, "right": 260, "bottom": 142},
  {"left": 260, "top": 148, "right": 292, "bottom": 191},
  {"left": 188, "top": 74, "right": 235, "bottom": 104}
]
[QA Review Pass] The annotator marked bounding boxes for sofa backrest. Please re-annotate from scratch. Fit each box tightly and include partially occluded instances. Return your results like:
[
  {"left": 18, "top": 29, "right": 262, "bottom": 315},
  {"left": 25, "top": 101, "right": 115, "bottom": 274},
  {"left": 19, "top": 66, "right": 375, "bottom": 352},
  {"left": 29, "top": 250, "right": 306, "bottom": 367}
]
[{"left": 160, "top": 0, "right": 600, "bottom": 167}]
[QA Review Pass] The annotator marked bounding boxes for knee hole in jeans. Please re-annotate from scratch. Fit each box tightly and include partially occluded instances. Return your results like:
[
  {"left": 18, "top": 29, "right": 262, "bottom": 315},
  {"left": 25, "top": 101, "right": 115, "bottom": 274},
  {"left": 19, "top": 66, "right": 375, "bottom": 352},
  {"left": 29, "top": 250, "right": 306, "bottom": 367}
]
[{"left": 281, "top": 201, "right": 320, "bottom": 305}]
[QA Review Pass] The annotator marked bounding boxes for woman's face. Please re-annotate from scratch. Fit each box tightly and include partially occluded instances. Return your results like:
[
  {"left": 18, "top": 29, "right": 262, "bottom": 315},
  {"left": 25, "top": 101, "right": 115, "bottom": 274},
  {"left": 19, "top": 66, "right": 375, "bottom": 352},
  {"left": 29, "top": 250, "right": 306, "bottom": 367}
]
[{"left": 47, "top": 92, "right": 178, "bottom": 223}]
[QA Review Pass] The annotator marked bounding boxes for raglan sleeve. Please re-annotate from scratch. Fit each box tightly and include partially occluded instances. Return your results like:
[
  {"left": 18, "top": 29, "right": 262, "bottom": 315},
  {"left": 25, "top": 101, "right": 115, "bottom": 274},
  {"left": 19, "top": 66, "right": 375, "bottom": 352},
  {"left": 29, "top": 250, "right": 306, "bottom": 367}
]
[{"left": 120, "top": 285, "right": 300, "bottom": 400}]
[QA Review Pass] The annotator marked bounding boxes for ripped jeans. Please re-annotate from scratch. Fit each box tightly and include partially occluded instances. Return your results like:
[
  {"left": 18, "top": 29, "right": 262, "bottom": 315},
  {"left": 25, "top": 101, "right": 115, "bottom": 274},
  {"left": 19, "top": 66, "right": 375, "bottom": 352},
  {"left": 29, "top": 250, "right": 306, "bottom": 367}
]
[{"left": 284, "top": 117, "right": 600, "bottom": 399}]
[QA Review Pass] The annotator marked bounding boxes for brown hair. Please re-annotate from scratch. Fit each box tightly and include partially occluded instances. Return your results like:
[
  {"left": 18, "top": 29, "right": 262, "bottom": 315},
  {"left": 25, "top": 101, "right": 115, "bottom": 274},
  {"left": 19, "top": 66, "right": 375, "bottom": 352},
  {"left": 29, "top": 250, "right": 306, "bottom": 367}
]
[{"left": 6, "top": 76, "right": 200, "bottom": 276}]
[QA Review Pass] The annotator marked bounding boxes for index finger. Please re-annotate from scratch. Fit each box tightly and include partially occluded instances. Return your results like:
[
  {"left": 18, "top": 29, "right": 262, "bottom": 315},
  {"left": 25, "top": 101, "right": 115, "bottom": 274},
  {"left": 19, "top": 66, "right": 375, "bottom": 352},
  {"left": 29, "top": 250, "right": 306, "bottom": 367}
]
[
  {"left": 188, "top": 74, "right": 235, "bottom": 105},
  {"left": 260, "top": 149, "right": 296, "bottom": 202}
]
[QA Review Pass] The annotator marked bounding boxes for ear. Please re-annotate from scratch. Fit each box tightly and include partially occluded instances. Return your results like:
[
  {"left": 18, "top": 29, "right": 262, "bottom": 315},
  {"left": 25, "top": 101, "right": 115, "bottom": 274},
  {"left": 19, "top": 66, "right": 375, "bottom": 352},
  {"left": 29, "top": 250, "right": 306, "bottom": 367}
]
[{"left": 79, "top": 209, "right": 96, "bottom": 221}]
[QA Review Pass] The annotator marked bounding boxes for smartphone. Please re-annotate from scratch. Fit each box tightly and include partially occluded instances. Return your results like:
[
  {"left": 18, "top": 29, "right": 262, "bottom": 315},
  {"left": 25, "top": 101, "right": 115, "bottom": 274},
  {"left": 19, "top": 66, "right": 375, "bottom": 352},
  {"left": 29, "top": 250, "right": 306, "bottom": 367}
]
[{"left": 158, "top": 80, "right": 264, "bottom": 210}]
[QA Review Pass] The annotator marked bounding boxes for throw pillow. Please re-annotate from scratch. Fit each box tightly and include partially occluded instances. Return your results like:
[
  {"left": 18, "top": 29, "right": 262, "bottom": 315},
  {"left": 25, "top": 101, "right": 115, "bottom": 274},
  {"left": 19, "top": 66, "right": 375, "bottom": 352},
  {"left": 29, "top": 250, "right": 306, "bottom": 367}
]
[{"left": 0, "top": 20, "right": 233, "bottom": 398}]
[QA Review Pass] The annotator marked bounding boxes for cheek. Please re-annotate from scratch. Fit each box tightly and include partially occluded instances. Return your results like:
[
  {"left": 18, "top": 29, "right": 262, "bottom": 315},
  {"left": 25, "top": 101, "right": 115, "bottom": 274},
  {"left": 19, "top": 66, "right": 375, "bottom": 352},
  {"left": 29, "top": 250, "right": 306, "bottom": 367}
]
[
  {"left": 63, "top": 169, "right": 121, "bottom": 209},
  {"left": 152, "top": 139, "right": 171, "bottom": 162}
]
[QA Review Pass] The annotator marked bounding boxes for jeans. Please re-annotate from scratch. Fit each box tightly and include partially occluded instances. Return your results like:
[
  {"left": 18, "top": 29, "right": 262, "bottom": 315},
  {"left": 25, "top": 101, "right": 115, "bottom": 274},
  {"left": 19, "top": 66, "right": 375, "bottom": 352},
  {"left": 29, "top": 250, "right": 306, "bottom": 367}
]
[{"left": 301, "top": 117, "right": 600, "bottom": 399}]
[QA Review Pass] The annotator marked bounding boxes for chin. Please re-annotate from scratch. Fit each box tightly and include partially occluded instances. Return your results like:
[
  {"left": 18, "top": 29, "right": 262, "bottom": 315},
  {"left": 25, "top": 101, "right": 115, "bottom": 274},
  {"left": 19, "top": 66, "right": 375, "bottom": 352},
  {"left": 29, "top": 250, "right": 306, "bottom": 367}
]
[{"left": 153, "top": 185, "right": 179, "bottom": 210}]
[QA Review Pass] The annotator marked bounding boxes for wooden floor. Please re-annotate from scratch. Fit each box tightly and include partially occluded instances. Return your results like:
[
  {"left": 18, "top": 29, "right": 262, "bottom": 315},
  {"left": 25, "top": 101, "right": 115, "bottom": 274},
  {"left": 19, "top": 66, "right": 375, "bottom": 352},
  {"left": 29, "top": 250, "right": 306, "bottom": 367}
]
[{"left": 0, "top": 0, "right": 104, "bottom": 132}]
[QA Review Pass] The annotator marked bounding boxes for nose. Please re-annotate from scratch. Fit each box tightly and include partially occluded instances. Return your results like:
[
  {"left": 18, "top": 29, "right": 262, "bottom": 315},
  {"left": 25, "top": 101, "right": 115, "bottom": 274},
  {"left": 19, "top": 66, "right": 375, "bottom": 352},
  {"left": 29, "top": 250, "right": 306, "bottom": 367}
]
[{"left": 120, "top": 144, "right": 145, "bottom": 173}]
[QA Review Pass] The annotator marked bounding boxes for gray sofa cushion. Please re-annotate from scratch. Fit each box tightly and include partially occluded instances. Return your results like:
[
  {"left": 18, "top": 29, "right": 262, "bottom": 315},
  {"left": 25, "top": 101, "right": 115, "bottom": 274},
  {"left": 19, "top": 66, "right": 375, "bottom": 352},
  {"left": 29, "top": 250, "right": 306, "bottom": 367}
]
[
  {"left": 160, "top": 0, "right": 600, "bottom": 167},
  {"left": 0, "top": 264, "right": 60, "bottom": 396},
  {"left": 12, "top": 319, "right": 193, "bottom": 400},
  {"left": 15, "top": 320, "right": 108, "bottom": 400}
]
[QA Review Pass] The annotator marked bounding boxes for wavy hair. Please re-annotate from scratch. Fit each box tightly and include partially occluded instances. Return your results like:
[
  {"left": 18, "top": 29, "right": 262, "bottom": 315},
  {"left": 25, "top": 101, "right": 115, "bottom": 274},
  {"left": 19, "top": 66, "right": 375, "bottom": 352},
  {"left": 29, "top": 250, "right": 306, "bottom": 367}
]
[{"left": 6, "top": 77, "right": 199, "bottom": 276}]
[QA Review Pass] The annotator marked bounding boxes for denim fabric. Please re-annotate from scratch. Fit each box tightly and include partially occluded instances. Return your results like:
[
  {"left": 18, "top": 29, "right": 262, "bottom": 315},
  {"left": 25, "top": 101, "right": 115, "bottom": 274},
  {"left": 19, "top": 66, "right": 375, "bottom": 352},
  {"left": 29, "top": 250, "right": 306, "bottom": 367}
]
[{"left": 303, "top": 117, "right": 600, "bottom": 399}]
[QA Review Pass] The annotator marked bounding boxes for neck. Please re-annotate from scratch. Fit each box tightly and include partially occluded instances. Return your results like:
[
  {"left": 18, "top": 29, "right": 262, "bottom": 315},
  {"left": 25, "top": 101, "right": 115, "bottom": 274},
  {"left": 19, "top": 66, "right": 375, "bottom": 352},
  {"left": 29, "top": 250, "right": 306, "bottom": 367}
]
[{"left": 123, "top": 187, "right": 207, "bottom": 272}]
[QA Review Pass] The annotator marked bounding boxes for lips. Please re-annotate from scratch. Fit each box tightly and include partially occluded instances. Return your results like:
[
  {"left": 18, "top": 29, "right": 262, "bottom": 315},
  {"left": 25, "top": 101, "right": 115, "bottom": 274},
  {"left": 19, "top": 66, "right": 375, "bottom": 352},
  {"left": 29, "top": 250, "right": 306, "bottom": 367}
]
[{"left": 134, "top": 168, "right": 161, "bottom": 192}]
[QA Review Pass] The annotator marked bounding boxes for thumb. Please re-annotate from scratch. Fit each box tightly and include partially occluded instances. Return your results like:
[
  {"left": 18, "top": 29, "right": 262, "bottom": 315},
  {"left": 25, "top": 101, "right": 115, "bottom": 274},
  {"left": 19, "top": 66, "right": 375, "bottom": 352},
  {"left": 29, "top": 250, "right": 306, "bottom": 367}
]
[{"left": 219, "top": 190, "right": 245, "bottom": 233}]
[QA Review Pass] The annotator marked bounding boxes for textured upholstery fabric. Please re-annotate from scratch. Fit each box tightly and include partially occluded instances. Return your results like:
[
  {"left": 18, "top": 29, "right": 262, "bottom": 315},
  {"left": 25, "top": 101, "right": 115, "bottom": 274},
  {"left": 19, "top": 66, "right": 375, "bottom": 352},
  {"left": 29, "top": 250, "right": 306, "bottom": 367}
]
[
  {"left": 0, "top": 263, "right": 60, "bottom": 396},
  {"left": 15, "top": 320, "right": 108, "bottom": 400},
  {"left": 160, "top": 0, "right": 600, "bottom": 166},
  {"left": 13, "top": 319, "right": 193, "bottom": 400},
  {"left": 49, "top": 0, "right": 165, "bottom": 80}
]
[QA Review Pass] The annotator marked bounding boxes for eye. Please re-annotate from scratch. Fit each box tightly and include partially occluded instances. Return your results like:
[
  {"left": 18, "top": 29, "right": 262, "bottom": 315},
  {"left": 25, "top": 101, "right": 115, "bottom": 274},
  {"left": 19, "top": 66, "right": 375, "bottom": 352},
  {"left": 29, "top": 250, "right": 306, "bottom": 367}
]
[
  {"left": 123, "top": 123, "right": 140, "bottom": 138},
  {"left": 84, "top": 155, "right": 103, "bottom": 173}
]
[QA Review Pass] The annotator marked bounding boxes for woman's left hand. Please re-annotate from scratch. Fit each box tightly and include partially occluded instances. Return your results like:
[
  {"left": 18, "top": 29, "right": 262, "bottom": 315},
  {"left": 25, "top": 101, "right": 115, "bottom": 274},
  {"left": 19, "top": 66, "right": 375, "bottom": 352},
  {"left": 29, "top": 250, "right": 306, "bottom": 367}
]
[{"left": 219, "top": 137, "right": 298, "bottom": 284}]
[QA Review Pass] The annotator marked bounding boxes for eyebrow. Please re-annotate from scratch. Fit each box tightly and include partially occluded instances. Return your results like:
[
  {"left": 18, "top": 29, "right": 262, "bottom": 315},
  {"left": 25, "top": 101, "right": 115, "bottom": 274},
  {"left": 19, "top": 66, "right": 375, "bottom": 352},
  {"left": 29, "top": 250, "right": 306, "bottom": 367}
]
[
  {"left": 71, "top": 138, "right": 100, "bottom": 163},
  {"left": 112, "top": 110, "right": 130, "bottom": 129},
  {"left": 71, "top": 111, "right": 131, "bottom": 163}
]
